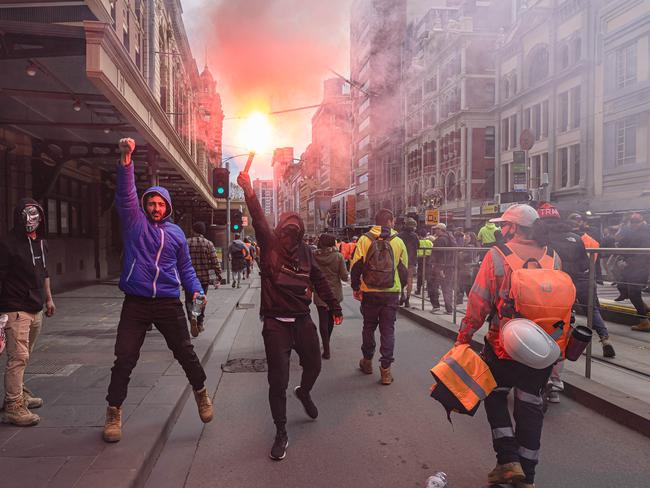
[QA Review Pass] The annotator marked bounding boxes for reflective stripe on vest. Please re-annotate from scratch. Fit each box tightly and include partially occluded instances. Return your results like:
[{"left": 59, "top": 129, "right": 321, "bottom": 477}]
[
  {"left": 491, "top": 248, "right": 505, "bottom": 276},
  {"left": 443, "top": 357, "right": 488, "bottom": 401}
]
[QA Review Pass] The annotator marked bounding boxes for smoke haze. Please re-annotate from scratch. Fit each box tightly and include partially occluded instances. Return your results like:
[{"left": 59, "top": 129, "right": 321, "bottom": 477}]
[{"left": 183, "top": 0, "right": 351, "bottom": 178}]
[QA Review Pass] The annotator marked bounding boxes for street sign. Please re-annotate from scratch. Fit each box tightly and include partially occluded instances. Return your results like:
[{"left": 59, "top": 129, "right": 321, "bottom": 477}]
[
  {"left": 512, "top": 150, "right": 527, "bottom": 191},
  {"left": 242, "top": 216, "right": 248, "bottom": 227},
  {"left": 520, "top": 129, "right": 535, "bottom": 151},
  {"left": 481, "top": 203, "right": 499, "bottom": 215},
  {"left": 425, "top": 209, "right": 440, "bottom": 225}
]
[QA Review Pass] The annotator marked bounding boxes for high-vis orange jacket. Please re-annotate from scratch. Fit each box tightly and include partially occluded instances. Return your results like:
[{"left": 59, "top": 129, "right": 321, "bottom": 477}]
[
  {"left": 430, "top": 344, "right": 497, "bottom": 420},
  {"left": 457, "top": 242, "right": 575, "bottom": 359}
]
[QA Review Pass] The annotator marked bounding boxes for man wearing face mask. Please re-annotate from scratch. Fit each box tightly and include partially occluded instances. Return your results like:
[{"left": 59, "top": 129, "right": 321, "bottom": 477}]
[
  {"left": 237, "top": 171, "right": 343, "bottom": 462},
  {"left": 0, "top": 199, "right": 55, "bottom": 426},
  {"left": 102, "top": 138, "right": 213, "bottom": 443}
]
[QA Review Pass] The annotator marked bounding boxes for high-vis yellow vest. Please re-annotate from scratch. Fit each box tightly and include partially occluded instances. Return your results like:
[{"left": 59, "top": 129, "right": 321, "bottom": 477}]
[
  {"left": 417, "top": 238, "right": 433, "bottom": 258},
  {"left": 430, "top": 344, "right": 497, "bottom": 421}
]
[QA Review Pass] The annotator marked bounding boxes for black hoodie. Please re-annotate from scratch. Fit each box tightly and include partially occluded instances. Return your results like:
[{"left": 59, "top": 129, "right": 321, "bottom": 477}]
[
  {"left": 244, "top": 189, "right": 341, "bottom": 318},
  {"left": 0, "top": 198, "right": 49, "bottom": 313}
]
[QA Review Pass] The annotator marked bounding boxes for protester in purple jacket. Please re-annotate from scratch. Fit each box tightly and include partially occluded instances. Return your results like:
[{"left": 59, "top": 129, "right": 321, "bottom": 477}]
[{"left": 102, "top": 138, "right": 213, "bottom": 443}]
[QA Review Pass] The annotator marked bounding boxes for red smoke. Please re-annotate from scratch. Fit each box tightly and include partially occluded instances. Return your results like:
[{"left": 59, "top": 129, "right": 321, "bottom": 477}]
[{"left": 184, "top": 0, "right": 351, "bottom": 175}]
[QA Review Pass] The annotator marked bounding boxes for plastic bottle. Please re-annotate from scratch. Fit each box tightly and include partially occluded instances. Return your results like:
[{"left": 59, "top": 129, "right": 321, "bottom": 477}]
[
  {"left": 192, "top": 294, "right": 206, "bottom": 317},
  {"left": 425, "top": 472, "right": 448, "bottom": 488}
]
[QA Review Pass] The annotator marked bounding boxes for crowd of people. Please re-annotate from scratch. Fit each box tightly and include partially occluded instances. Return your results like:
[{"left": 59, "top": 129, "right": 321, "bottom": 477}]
[{"left": 1, "top": 138, "right": 649, "bottom": 487}]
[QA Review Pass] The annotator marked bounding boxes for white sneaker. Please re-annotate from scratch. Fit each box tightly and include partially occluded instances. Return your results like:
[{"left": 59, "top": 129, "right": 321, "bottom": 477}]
[{"left": 547, "top": 391, "right": 560, "bottom": 403}]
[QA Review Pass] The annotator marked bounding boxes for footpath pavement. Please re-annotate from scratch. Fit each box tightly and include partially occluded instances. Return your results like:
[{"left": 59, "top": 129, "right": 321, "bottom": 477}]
[
  {"left": 0, "top": 277, "right": 250, "bottom": 488},
  {"left": 148, "top": 286, "right": 650, "bottom": 488},
  {"left": 407, "top": 291, "right": 650, "bottom": 435}
]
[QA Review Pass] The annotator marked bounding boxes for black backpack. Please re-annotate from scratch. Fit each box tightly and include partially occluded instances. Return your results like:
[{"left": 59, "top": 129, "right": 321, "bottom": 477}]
[{"left": 362, "top": 232, "right": 396, "bottom": 289}]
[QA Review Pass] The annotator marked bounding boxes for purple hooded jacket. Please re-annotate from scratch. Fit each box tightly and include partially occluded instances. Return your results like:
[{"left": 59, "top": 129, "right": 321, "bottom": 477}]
[{"left": 115, "top": 163, "right": 202, "bottom": 298}]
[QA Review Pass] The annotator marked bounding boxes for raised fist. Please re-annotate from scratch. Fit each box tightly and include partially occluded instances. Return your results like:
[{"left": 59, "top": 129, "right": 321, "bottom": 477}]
[{"left": 119, "top": 138, "right": 135, "bottom": 166}]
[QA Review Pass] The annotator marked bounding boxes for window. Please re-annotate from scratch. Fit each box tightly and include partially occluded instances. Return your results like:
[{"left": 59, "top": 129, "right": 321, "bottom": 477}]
[
  {"left": 60, "top": 201, "right": 69, "bottom": 235},
  {"left": 359, "top": 97, "right": 370, "bottom": 115},
  {"left": 559, "top": 43, "right": 569, "bottom": 70},
  {"left": 558, "top": 147, "right": 569, "bottom": 188},
  {"left": 558, "top": 92, "right": 569, "bottom": 132},
  {"left": 616, "top": 43, "right": 637, "bottom": 89},
  {"left": 424, "top": 76, "right": 437, "bottom": 93},
  {"left": 527, "top": 45, "right": 549, "bottom": 87},
  {"left": 509, "top": 114, "right": 517, "bottom": 149},
  {"left": 501, "top": 117, "right": 510, "bottom": 149},
  {"left": 359, "top": 116, "right": 370, "bottom": 133},
  {"left": 358, "top": 154, "right": 369, "bottom": 167},
  {"left": 523, "top": 108, "right": 531, "bottom": 130},
  {"left": 616, "top": 116, "right": 636, "bottom": 166},
  {"left": 358, "top": 135, "right": 370, "bottom": 151},
  {"left": 47, "top": 199, "right": 58, "bottom": 234},
  {"left": 485, "top": 126, "right": 495, "bottom": 158},
  {"left": 542, "top": 100, "right": 549, "bottom": 137},
  {"left": 532, "top": 104, "right": 541, "bottom": 140},
  {"left": 571, "top": 144, "right": 580, "bottom": 186},
  {"left": 358, "top": 173, "right": 368, "bottom": 184},
  {"left": 530, "top": 154, "right": 540, "bottom": 189},
  {"left": 570, "top": 86, "right": 581, "bottom": 129},
  {"left": 123, "top": 8, "right": 130, "bottom": 51},
  {"left": 572, "top": 36, "right": 582, "bottom": 63}
]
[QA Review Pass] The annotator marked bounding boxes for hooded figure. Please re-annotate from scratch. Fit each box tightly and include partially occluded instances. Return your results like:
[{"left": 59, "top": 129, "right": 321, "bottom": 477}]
[
  {"left": 0, "top": 197, "right": 53, "bottom": 426},
  {"left": 238, "top": 171, "right": 343, "bottom": 462}
]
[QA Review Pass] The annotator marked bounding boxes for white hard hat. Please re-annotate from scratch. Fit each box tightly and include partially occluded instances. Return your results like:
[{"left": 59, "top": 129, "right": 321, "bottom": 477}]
[
  {"left": 490, "top": 204, "right": 539, "bottom": 228},
  {"left": 501, "top": 319, "right": 560, "bottom": 369}
]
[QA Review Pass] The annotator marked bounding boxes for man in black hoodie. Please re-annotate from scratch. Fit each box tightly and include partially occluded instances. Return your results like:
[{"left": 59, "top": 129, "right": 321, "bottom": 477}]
[
  {"left": 0, "top": 198, "right": 56, "bottom": 426},
  {"left": 398, "top": 217, "right": 419, "bottom": 308},
  {"left": 237, "top": 171, "right": 343, "bottom": 462}
]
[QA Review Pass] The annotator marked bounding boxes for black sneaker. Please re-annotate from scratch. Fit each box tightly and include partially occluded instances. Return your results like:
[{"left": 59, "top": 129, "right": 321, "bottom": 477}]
[
  {"left": 294, "top": 386, "right": 318, "bottom": 419},
  {"left": 269, "top": 431, "right": 288, "bottom": 461}
]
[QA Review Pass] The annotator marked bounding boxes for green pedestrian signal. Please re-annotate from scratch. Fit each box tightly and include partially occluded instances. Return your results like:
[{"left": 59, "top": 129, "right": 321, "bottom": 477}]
[
  {"left": 212, "top": 167, "right": 230, "bottom": 198},
  {"left": 231, "top": 210, "right": 243, "bottom": 233}
]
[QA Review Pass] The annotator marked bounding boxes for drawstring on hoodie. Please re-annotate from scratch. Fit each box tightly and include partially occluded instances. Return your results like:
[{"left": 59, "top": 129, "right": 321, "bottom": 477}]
[
  {"left": 28, "top": 238, "right": 36, "bottom": 266},
  {"left": 41, "top": 241, "right": 45, "bottom": 267}
]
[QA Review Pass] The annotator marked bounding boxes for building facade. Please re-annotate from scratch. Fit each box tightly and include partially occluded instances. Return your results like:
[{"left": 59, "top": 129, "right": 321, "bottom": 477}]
[
  {"left": 0, "top": 0, "right": 222, "bottom": 289},
  {"left": 253, "top": 178, "right": 275, "bottom": 227}
]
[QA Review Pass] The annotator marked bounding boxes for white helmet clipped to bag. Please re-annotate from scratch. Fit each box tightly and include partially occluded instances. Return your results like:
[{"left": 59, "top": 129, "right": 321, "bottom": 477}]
[{"left": 501, "top": 319, "right": 561, "bottom": 369}]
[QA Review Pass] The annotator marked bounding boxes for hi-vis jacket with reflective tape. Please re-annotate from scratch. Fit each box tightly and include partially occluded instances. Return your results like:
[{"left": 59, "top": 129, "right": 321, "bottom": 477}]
[
  {"left": 430, "top": 344, "right": 497, "bottom": 418},
  {"left": 457, "top": 242, "right": 575, "bottom": 359}
]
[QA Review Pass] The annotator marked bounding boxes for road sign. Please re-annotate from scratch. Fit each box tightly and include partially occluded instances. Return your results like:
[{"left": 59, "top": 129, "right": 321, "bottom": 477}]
[
  {"left": 520, "top": 129, "right": 535, "bottom": 151},
  {"left": 481, "top": 203, "right": 499, "bottom": 215},
  {"left": 512, "top": 150, "right": 527, "bottom": 191},
  {"left": 242, "top": 216, "right": 248, "bottom": 227},
  {"left": 425, "top": 209, "right": 440, "bottom": 225}
]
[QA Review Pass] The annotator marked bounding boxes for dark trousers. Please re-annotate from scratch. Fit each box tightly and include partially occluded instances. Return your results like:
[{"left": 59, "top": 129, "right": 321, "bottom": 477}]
[
  {"left": 106, "top": 295, "right": 207, "bottom": 407},
  {"left": 184, "top": 282, "right": 209, "bottom": 325},
  {"left": 262, "top": 316, "right": 321, "bottom": 430},
  {"left": 416, "top": 257, "right": 425, "bottom": 293},
  {"left": 483, "top": 343, "right": 553, "bottom": 484},
  {"left": 316, "top": 306, "right": 334, "bottom": 354},
  {"left": 428, "top": 268, "right": 453, "bottom": 312},
  {"left": 360, "top": 292, "right": 399, "bottom": 369}
]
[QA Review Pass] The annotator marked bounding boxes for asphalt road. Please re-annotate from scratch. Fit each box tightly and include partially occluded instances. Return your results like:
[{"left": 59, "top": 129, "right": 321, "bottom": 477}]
[{"left": 150, "top": 285, "right": 650, "bottom": 488}]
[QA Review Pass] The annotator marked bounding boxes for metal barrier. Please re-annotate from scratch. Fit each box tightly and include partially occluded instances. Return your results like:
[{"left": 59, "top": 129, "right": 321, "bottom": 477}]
[{"left": 415, "top": 245, "right": 650, "bottom": 380}]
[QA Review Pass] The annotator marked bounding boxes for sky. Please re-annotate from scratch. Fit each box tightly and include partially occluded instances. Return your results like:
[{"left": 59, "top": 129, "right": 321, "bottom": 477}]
[{"left": 182, "top": 0, "right": 351, "bottom": 179}]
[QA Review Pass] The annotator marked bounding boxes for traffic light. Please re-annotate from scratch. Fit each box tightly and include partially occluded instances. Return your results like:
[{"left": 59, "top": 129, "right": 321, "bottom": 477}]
[
  {"left": 212, "top": 167, "right": 230, "bottom": 198},
  {"left": 231, "top": 209, "right": 243, "bottom": 233}
]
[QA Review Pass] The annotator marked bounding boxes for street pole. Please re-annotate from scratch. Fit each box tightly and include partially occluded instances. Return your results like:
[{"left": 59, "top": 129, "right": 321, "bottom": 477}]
[{"left": 226, "top": 161, "right": 231, "bottom": 284}]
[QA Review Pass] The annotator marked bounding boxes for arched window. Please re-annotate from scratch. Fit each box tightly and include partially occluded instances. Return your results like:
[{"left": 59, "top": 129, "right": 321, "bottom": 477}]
[
  {"left": 430, "top": 176, "right": 436, "bottom": 189},
  {"left": 445, "top": 171, "right": 457, "bottom": 202},
  {"left": 526, "top": 44, "right": 549, "bottom": 88}
]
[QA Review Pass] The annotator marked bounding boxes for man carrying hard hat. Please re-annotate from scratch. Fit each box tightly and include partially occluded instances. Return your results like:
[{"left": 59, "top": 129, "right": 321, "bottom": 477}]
[{"left": 455, "top": 204, "right": 570, "bottom": 488}]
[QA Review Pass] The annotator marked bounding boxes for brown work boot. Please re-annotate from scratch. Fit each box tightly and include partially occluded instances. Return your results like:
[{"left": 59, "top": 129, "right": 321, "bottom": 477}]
[
  {"left": 190, "top": 317, "right": 200, "bottom": 338},
  {"left": 22, "top": 385, "right": 43, "bottom": 409},
  {"left": 359, "top": 358, "right": 373, "bottom": 375},
  {"left": 103, "top": 406, "right": 122, "bottom": 442},
  {"left": 600, "top": 337, "right": 615, "bottom": 358},
  {"left": 487, "top": 462, "right": 526, "bottom": 484},
  {"left": 2, "top": 398, "right": 40, "bottom": 426},
  {"left": 380, "top": 367, "right": 393, "bottom": 385},
  {"left": 631, "top": 318, "right": 650, "bottom": 332},
  {"left": 194, "top": 388, "right": 213, "bottom": 423}
]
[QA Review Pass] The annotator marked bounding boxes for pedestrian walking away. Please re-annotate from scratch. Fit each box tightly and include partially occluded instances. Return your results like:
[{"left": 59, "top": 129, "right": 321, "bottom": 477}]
[
  {"left": 416, "top": 229, "right": 433, "bottom": 295},
  {"left": 185, "top": 221, "right": 222, "bottom": 338},
  {"left": 103, "top": 138, "right": 213, "bottom": 443},
  {"left": 237, "top": 170, "right": 343, "bottom": 462},
  {"left": 456, "top": 204, "right": 574, "bottom": 487},
  {"left": 615, "top": 213, "right": 650, "bottom": 332},
  {"left": 313, "top": 233, "right": 348, "bottom": 359},
  {"left": 0, "top": 198, "right": 56, "bottom": 426},
  {"left": 351, "top": 208, "right": 408, "bottom": 386},
  {"left": 229, "top": 234, "right": 248, "bottom": 288},
  {"left": 427, "top": 223, "right": 455, "bottom": 314},
  {"left": 398, "top": 217, "right": 419, "bottom": 308}
]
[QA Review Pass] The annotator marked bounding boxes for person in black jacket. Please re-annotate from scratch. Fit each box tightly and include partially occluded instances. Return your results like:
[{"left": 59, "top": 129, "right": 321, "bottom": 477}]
[
  {"left": 397, "top": 217, "right": 419, "bottom": 308},
  {"left": 0, "top": 198, "right": 56, "bottom": 426},
  {"left": 427, "top": 223, "right": 455, "bottom": 314},
  {"left": 237, "top": 171, "right": 343, "bottom": 462},
  {"left": 536, "top": 203, "right": 615, "bottom": 360}
]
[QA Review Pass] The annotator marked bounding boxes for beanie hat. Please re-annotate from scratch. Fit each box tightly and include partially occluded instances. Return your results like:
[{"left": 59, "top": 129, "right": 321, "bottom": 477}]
[{"left": 537, "top": 202, "right": 560, "bottom": 220}]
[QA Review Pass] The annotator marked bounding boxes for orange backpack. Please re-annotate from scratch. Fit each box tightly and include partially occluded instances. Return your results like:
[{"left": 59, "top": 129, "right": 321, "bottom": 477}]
[{"left": 494, "top": 243, "right": 576, "bottom": 356}]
